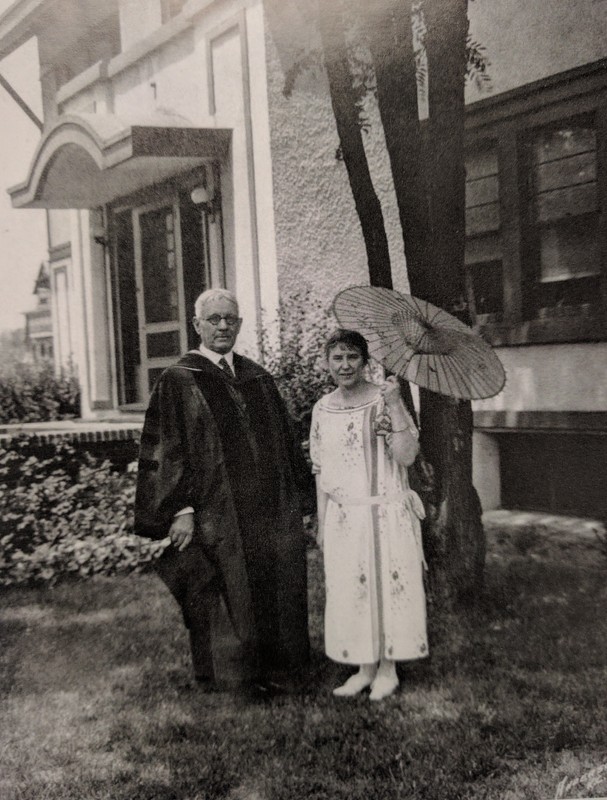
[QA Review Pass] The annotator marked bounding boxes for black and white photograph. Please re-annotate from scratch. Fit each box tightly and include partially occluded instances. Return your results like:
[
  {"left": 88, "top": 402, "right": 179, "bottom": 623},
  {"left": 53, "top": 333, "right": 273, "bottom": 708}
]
[{"left": 0, "top": 0, "right": 606, "bottom": 798}]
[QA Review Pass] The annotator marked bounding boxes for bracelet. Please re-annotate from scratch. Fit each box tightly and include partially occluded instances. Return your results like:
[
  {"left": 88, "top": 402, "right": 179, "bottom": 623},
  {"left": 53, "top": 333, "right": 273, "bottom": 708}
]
[{"left": 390, "top": 426, "right": 410, "bottom": 433}]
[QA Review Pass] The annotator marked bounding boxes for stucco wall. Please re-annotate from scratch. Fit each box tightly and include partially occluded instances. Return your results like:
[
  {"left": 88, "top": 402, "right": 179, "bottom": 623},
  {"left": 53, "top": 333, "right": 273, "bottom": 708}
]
[
  {"left": 263, "top": 7, "right": 409, "bottom": 315},
  {"left": 474, "top": 343, "right": 607, "bottom": 413}
]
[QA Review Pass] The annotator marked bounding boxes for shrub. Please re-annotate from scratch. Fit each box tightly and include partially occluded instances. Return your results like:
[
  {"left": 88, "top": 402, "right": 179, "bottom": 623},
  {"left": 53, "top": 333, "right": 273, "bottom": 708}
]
[
  {"left": 0, "top": 358, "right": 80, "bottom": 423},
  {"left": 259, "top": 288, "right": 334, "bottom": 441},
  {"left": 0, "top": 437, "right": 165, "bottom": 586}
]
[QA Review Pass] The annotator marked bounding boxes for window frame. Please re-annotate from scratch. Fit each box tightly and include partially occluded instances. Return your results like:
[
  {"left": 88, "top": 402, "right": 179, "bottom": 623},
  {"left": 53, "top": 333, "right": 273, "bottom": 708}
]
[
  {"left": 520, "top": 112, "right": 601, "bottom": 319},
  {"left": 465, "top": 140, "right": 504, "bottom": 323},
  {"left": 465, "top": 59, "right": 607, "bottom": 346}
]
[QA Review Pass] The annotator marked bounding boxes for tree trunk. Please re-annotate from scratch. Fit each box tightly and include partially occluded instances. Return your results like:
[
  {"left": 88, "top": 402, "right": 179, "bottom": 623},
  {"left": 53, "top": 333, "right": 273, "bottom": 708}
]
[
  {"left": 318, "top": 0, "right": 393, "bottom": 289},
  {"left": 425, "top": 0, "right": 469, "bottom": 314},
  {"left": 366, "top": 0, "right": 485, "bottom": 606},
  {"left": 420, "top": 0, "right": 485, "bottom": 605},
  {"left": 365, "top": 0, "right": 429, "bottom": 288},
  {"left": 318, "top": 0, "right": 418, "bottom": 418}
]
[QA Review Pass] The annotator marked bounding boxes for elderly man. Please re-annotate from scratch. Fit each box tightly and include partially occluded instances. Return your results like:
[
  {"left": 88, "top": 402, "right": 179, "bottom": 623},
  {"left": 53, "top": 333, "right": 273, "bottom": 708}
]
[{"left": 135, "top": 288, "right": 310, "bottom": 693}]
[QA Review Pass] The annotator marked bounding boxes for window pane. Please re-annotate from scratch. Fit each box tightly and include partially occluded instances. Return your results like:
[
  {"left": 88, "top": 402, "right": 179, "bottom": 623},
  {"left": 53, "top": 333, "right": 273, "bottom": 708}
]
[
  {"left": 530, "top": 121, "right": 601, "bottom": 303},
  {"left": 539, "top": 215, "right": 600, "bottom": 282},
  {"left": 146, "top": 331, "right": 181, "bottom": 358},
  {"left": 466, "top": 148, "right": 500, "bottom": 235},
  {"left": 140, "top": 207, "right": 179, "bottom": 323},
  {"left": 465, "top": 145, "right": 502, "bottom": 319},
  {"left": 536, "top": 182, "right": 597, "bottom": 222},
  {"left": 466, "top": 234, "right": 501, "bottom": 265},
  {"left": 533, "top": 126, "right": 595, "bottom": 164}
]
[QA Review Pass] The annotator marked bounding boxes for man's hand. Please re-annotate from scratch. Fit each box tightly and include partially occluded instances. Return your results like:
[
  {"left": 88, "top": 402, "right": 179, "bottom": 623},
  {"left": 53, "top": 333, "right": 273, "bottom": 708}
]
[{"left": 169, "top": 512, "right": 195, "bottom": 551}]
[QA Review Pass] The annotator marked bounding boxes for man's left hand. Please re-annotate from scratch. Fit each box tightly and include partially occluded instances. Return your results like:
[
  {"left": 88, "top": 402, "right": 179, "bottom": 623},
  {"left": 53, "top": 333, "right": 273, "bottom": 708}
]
[{"left": 169, "top": 512, "right": 195, "bottom": 551}]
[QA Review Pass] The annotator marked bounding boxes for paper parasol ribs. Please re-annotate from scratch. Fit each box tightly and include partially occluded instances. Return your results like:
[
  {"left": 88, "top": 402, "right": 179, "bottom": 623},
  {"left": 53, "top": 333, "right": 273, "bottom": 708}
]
[{"left": 333, "top": 286, "right": 506, "bottom": 400}]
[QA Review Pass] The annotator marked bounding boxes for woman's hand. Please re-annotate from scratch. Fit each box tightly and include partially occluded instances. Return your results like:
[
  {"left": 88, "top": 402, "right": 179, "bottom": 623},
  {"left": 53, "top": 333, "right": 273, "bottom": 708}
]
[
  {"left": 379, "top": 375, "right": 402, "bottom": 408},
  {"left": 378, "top": 376, "right": 420, "bottom": 466}
]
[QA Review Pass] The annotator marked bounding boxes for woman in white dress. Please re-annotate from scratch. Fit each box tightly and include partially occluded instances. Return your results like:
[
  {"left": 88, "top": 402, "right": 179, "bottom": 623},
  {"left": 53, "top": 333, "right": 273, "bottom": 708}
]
[{"left": 310, "top": 330, "right": 428, "bottom": 701}]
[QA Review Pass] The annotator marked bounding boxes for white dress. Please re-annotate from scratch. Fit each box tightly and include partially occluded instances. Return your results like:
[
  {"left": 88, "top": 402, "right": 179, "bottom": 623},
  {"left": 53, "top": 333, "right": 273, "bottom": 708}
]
[{"left": 310, "top": 392, "right": 428, "bottom": 665}]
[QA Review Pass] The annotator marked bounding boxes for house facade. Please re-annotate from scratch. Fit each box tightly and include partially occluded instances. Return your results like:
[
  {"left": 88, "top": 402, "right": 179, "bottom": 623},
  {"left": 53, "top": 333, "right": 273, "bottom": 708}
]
[
  {"left": 1, "top": 0, "right": 605, "bottom": 516},
  {"left": 1, "top": 0, "right": 405, "bottom": 404},
  {"left": 463, "top": 0, "right": 607, "bottom": 517}
]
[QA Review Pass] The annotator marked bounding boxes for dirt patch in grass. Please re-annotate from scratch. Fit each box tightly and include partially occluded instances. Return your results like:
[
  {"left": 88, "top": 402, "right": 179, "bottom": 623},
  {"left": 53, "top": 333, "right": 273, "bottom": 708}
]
[
  {"left": 484, "top": 509, "right": 605, "bottom": 567},
  {"left": 1, "top": 520, "right": 606, "bottom": 800}
]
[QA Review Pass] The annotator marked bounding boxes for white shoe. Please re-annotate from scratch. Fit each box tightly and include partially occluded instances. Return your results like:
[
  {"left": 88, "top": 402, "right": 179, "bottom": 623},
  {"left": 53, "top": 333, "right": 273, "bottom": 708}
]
[
  {"left": 369, "top": 674, "right": 399, "bottom": 701},
  {"left": 333, "top": 670, "right": 375, "bottom": 697}
]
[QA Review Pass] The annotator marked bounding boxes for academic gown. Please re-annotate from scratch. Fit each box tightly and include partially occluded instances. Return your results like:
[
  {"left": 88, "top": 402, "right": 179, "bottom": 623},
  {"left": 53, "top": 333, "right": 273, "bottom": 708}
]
[{"left": 134, "top": 351, "right": 310, "bottom": 684}]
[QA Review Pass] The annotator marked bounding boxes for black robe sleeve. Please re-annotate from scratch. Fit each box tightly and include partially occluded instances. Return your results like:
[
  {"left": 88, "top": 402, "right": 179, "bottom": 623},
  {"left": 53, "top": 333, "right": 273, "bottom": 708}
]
[{"left": 134, "top": 368, "right": 196, "bottom": 540}]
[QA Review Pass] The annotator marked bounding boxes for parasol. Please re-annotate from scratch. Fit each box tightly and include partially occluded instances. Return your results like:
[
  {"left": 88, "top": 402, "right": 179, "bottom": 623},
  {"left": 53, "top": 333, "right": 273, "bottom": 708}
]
[{"left": 333, "top": 286, "right": 506, "bottom": 400}]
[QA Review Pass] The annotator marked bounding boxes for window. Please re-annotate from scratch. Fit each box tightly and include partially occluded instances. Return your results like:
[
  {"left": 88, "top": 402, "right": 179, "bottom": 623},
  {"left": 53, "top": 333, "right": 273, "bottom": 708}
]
[
  {"left": 464, "top": 61, "right": 607, "bottom": 345},
  {"left": 522, "top": 118, "right": 601, "bottom": 318},
  {"left": 465, "top": 146, "right": 503, "bottom": 320}
]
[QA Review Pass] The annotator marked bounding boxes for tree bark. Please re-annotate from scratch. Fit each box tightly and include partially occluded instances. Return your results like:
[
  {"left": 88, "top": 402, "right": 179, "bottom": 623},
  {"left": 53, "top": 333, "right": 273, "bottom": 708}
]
[
  {"left": 420, "top": 0, "right": 485, "bottom": 605},
  {"left": 318, "top": 0, "right": 393, "bottom": 289},
  {"left": 314, "top": 0, "right": 485, "bottom": 605},
  {"left": 365, "top": 0, "right": 485, "bottom": 605},
  {"left": 425, "top": 0, "right": 469, "bottom": 314}
]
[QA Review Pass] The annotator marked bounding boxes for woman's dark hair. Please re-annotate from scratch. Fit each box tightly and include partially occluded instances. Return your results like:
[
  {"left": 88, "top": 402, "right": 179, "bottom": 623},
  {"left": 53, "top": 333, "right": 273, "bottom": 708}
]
[{"left": 324, "top": 329, "right": 370, "bottom": 365}]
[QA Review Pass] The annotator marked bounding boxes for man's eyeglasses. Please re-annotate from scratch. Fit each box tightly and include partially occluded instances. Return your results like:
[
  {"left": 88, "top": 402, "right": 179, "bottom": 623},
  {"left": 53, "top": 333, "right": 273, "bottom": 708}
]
[{"left": 203, "top": 314, "right": 241, "bottom": 327}]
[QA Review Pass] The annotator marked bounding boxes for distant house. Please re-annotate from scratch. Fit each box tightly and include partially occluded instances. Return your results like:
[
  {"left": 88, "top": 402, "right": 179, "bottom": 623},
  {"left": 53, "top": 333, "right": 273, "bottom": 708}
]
[
  {"left": 0, "top": 0, "right": 605, "bottom": 517},
  {"left": 23, "top": 262, "right": 54, "bottom": 364}
]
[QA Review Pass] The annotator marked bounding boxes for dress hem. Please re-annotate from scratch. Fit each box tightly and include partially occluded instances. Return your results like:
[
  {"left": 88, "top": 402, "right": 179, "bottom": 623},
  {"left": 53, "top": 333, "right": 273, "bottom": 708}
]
[{"left": 327, "top": 651, "right": 430, "bottom": 665}]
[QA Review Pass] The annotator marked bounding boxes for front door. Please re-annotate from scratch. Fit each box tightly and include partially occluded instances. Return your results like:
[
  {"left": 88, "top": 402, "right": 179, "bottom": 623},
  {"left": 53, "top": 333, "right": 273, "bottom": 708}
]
[{"left": 112, "top": 184, "right": 217, "bottom": 407}]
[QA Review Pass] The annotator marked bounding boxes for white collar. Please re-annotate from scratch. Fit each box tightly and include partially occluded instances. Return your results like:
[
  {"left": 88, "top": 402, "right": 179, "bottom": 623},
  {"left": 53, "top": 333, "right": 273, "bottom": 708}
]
[{"left": 195, "top": 344, "right": 235, "bottom": 369}]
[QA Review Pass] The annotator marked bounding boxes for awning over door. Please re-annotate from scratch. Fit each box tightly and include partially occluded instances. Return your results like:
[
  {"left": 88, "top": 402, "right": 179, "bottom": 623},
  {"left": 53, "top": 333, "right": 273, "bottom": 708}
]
[{"left": 9, "top": 112, "right": 232, "bottom": 208}]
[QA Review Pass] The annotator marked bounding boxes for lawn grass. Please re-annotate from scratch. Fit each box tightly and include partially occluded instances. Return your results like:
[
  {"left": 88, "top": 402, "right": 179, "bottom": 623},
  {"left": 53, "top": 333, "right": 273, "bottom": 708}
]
[{"left": 1, "top": 530, "right": 606, "bottom": 800}]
